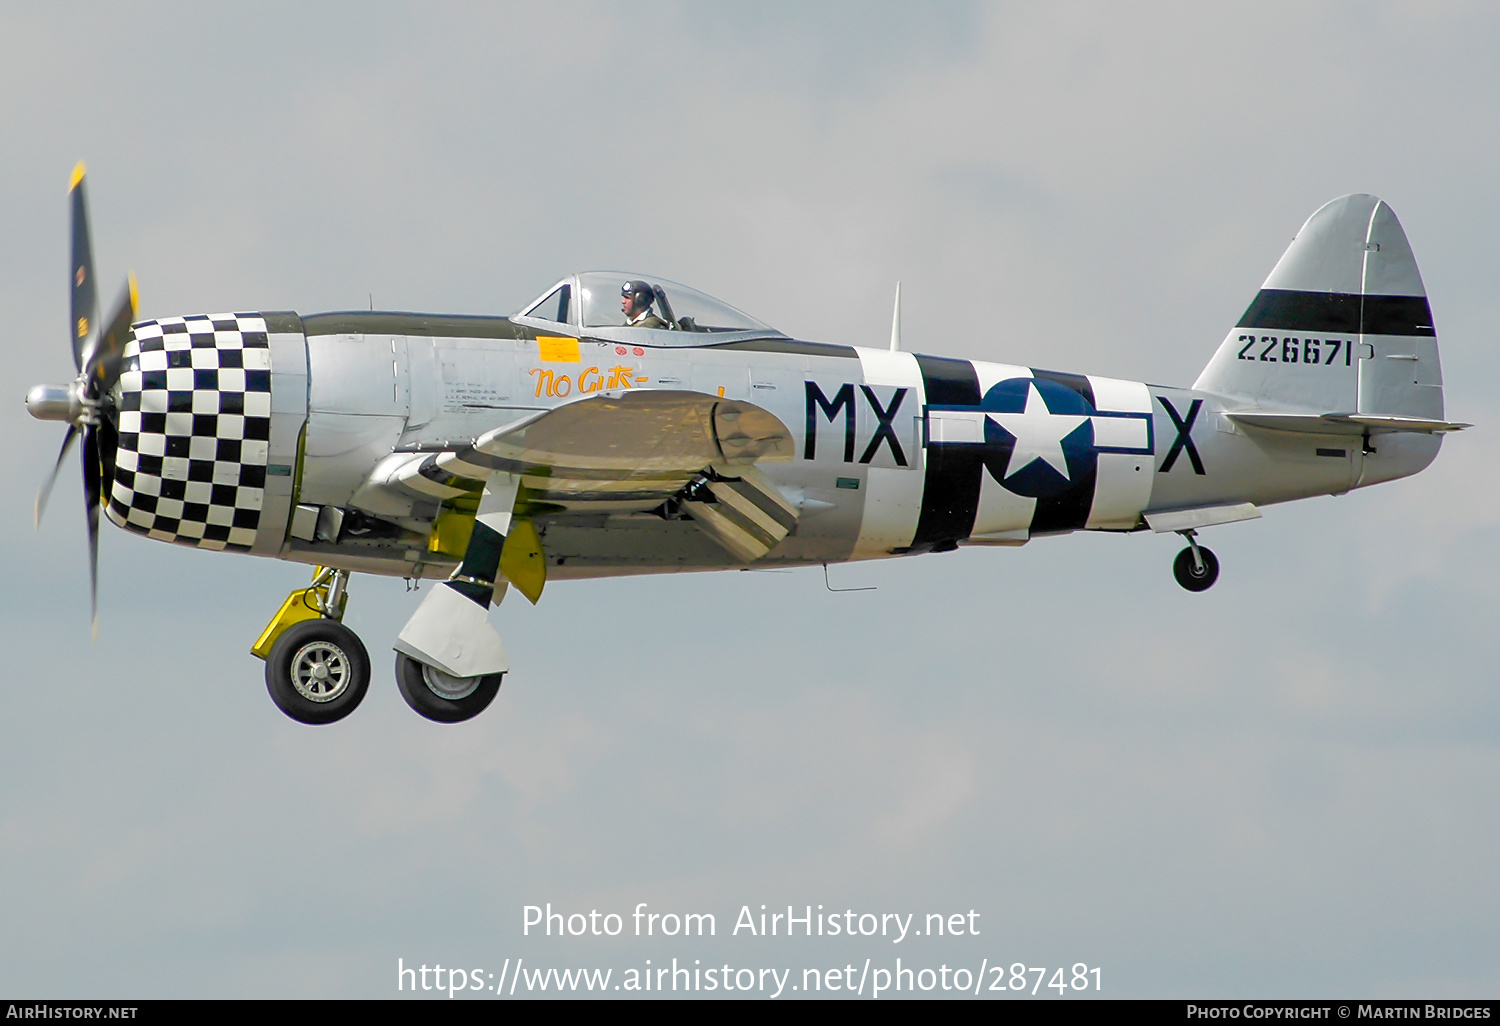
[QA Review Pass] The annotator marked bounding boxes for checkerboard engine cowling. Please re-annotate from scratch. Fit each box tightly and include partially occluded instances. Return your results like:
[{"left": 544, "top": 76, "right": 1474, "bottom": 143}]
[{"left": 106, "top": 314, "right": 273, "bottom": 552}]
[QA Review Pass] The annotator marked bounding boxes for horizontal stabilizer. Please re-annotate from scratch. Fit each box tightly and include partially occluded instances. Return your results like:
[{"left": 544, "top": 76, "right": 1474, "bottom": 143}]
[{"left": 1226, "top": 412, "right": 1469, "bottom": 435}]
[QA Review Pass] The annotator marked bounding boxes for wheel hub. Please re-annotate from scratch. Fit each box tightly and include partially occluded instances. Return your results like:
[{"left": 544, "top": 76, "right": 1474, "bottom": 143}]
[
  {"left": 422, "top": 664, "right": 482, "bottom": 701},
  {"left": 290, "top": 641, "right": 350, "bottom": 703}
]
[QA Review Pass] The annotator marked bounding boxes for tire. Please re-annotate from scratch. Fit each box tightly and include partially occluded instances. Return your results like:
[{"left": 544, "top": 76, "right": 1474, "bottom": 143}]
[
  {"left": 394, "top": 652, "right": 503, "bottom": 724},
  {"left": 1173, "top": 545, "right": 1220, "bottom": 592},
  {"left": 264, "top": 619, "right": 371, "bottom": 725}
]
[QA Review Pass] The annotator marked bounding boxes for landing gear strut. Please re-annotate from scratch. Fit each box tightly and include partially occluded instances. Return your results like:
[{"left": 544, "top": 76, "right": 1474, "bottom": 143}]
[
  {"left": 254, "top": 566, "right": 371, "bottom": 724},
  {"left": 1172, "top": 529, "right": 1219, "bottom": 592}
]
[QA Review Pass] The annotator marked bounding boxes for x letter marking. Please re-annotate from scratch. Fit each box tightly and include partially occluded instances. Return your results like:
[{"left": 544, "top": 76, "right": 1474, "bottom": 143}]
[{"left": 1158, "top": 397, "right": 1205, "bottom": 475}]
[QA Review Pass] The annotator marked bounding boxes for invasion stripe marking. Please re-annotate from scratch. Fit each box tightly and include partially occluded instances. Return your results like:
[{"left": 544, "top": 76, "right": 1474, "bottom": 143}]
[
  {"left": 1027, "top": 368, "right": 1098, "bottom": 535},
  {"left": 714, "top": 478, "right": 799, "bottom": 533},
  {"left": 911, "top": 355, "right": 982, "bottom": 551}
]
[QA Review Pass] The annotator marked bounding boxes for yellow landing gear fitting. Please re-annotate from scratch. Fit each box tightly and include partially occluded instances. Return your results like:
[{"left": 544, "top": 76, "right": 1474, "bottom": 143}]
[{"left": 252, "top": 566, "right": 369, "bottom": 725}]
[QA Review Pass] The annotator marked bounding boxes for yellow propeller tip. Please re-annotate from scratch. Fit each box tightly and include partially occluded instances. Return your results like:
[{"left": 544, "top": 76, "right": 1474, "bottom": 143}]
[
  {"left": 128, "top": 272, "right": 138, "bottom": 314},
  {"left": 69, "top": 162, "right": 87, "bottom": 191}
]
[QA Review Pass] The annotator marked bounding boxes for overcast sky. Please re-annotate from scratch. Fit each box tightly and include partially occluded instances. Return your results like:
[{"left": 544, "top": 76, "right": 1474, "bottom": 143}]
[{"left": 3, "top": 1, "right": 1498, "bottom": 999}]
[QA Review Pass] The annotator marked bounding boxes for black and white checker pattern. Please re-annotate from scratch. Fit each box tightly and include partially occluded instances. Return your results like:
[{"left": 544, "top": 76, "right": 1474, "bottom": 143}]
[{"left": 107, "top": 314, "right": 273, "bottom": 552}]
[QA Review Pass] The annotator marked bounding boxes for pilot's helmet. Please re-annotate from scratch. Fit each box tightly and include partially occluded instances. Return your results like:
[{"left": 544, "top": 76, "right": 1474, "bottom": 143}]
[{"left": 621, "top": 280, "right": 655, "bottom": 308}]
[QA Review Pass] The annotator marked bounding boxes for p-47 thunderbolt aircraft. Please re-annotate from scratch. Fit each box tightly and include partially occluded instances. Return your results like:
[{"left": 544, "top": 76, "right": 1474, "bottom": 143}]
[{"left": 27, "top": 167, "right": 1466, "bottom": 725}]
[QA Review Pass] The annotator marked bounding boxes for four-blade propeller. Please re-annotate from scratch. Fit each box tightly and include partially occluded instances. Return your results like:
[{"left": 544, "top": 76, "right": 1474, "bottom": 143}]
[{"left": 26, "top": 163, "right": 137, "bottom": 636}]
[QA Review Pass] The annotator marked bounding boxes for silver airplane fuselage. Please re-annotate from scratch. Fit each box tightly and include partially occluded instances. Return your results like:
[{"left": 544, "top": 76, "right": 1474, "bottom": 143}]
[{"left": 97, "top": 302, "right": 1439, "bottom": 582}]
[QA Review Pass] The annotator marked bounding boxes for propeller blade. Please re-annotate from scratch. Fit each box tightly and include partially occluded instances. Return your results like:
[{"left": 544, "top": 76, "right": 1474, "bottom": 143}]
[
  {"left": 69, "top": 162, "right": 97, "bottom": 372},
  {"left": 83, "top": 425, "right": 102, "bottom": 639},
  {"left": 35, "top": 425, "right": 79, "bottom": 528},
  {"left": 85, "top": 274, "right": 138, "bottom": 394}
]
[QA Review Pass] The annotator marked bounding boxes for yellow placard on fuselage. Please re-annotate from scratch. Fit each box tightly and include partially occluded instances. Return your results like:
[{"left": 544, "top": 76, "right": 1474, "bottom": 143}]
[{"left": 536, "top": 336, "right": 581, "bottom": 362}]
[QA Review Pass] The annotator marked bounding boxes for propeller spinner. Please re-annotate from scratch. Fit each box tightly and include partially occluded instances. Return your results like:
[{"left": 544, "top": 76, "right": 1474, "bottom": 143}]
[{"left": 26, "top": 163, "right": 137, "bottom": 635}]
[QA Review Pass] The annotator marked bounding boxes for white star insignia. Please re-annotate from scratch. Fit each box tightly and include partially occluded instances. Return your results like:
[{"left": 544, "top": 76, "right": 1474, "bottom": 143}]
[{"left": 986, "top": 381, "right": 1087, "bottom": 481}]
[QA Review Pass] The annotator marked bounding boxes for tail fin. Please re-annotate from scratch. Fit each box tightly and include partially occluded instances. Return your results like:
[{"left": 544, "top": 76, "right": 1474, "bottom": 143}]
[{"left": 1194, "top": 194, "right": 1443, "bottom": 420}]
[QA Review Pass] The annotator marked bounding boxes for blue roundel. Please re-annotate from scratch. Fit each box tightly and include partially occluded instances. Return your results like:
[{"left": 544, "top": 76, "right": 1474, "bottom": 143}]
[{"left": 979, "top": 377, "right": 1097, "bottom": 498}]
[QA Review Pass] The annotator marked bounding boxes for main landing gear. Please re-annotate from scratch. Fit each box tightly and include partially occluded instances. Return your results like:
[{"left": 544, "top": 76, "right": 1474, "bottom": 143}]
[
  {"left": 251, "top": 566, "right": 503, "bottom": 725},
  {"left": 253, "top": 566, "right": 369, "bottom": 724},
  {"left": 1172, "top": 529, "right": 1220, "bottom": 592}
]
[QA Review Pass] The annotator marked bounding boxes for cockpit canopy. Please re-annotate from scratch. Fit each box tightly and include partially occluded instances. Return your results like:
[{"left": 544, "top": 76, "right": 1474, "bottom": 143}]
[{"left": 515, "top": 272, "right": 782, "bottom": 343}]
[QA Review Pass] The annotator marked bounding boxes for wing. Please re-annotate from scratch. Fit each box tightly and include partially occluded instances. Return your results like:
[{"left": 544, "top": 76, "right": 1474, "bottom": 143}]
[{"left": 372, "top": 389, "right": 799, "bottom": 562}]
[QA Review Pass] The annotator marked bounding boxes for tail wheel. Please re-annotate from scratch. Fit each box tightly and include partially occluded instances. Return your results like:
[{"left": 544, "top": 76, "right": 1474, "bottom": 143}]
[
  {"left": 394, "top": 652, "right": 502, "bottom": 724},
  {"left": 265, "top": 620, "right": 370, "bottom": 724},
  {"left": 1173, "top": 545, "right": 1220, "bottom": 592}
]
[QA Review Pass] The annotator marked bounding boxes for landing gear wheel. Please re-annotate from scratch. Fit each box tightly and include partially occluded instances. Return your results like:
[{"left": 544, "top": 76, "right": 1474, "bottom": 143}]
[
  {"left": 394, "top": 652, "right": 503, "bottom": 723},
  {"left": 1173, "top": 545, "right": 1220, "bottom": 592},
  {"left": 265, "top": 620, "right": 370, "bottom": 724}
]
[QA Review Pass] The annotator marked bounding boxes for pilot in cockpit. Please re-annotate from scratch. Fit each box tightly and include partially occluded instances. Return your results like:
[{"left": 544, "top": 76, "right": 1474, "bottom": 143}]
[{"left": 620, "top": 280, "right": 669, "bottom": 329}]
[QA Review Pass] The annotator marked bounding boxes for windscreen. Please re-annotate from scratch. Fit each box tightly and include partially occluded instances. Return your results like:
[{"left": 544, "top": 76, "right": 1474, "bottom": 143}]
[{"left": 519, "top": 282, "right": 572, "bottom": 325}]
